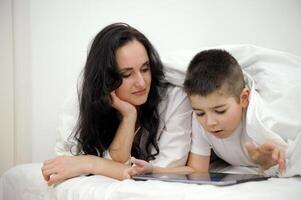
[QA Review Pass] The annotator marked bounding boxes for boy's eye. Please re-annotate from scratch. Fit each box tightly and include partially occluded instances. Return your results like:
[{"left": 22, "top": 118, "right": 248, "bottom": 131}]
[
  {"left": 196, "top": 112, "right": 205, "bottom": 117},
  {"left": 215, "top": 110, "right": 226, "bottom": 114}
]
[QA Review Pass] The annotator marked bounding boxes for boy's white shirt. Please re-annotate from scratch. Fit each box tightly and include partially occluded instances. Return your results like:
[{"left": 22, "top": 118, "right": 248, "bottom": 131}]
[
  {"left": 163, "top": 44, "right": 301, "bottom": 177},
  {"left": 190, "top": 109, "right": 256, "bottom": 168}
]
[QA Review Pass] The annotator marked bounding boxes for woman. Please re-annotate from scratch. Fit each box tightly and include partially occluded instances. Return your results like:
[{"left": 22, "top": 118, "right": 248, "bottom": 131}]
[{"left": 41, "top": 23, "right": 192, "bottom": 186}]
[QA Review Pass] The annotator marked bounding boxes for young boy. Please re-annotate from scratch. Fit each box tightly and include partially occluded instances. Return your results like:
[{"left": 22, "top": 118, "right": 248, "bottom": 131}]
[
  {"left": 128, "top": 49, "right": 285, "bottom": 176},
  {"left": 183, "top": 49, "right": 286, "bottom": 174}
]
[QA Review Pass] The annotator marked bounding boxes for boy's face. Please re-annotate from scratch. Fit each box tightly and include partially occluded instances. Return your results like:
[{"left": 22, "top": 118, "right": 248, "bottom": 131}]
[{"left": 189, "top": 87, "right": 249, "bottom": 139}]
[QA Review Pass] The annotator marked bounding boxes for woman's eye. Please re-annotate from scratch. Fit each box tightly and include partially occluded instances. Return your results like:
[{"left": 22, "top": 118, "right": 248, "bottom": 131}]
[
  {"left": 121, "top": 72, "right": 131, "bottom": 78},
  {"left": 141, "top": 67, "right": 150, "bottom": 73}
]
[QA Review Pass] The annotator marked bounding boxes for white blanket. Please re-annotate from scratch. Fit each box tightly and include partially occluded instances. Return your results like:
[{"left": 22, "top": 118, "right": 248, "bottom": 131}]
[
  {"left": 162, "top": 44, "right": 301, "bottom": 176},
  {"left": 1, "top": 163, "right": 301, "bottom": 200}
]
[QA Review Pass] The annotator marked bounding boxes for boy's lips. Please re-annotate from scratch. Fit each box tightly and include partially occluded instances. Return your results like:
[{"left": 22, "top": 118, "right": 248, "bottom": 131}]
[{"left": 210, "top": 130, "right": 224, "bottom": 137}]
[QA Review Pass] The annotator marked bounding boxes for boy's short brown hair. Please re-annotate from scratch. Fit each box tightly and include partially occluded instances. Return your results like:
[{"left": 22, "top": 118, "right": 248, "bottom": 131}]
[{"left": 184, "top": 49, "right": 245, "bottom": 102}]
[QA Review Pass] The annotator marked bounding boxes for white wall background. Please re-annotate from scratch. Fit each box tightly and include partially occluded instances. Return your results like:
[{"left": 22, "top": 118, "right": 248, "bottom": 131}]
[{"left": 1, "top": 0, "right": 301, "bottom": 174}]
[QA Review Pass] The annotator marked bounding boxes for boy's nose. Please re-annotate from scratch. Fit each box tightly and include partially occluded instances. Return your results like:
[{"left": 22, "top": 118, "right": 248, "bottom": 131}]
[{"left": 205, "top": 115, "right": 218, "bottom": 126}]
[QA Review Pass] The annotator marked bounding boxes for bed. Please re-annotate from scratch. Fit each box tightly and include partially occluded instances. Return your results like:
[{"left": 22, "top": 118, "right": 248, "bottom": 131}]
[
  {"left": 1, "top": 163, "right": 301, "bottom": 200},
  {"left": 1, "top": 44, "right": 301, "bottom": 200}
]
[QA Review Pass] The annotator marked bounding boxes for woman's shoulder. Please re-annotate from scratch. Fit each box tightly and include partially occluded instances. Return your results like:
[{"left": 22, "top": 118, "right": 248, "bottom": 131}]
[
  {"left": 158, "top": 84, "right": 191, "bottom": 117},
  {"left": 164, "top": 84, "right": 188, "bottom": 101}
]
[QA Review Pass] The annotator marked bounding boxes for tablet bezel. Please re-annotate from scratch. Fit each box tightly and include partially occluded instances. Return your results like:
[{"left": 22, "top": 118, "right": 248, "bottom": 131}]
[{"left": 132, "top": 172, "right": 269, "bottom": 186}]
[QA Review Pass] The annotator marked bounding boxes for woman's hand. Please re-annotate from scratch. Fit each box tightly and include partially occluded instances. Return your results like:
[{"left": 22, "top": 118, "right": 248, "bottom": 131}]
[
  {"left": 126, "top": 157, "right": 153, "bottom": 177},
  {"left": 245, "top": 142, "right": 286, "bottom": 174},
  {"left": 111, "top": 91, "right": 137, "bottom": 118},
  {"left": 41, "top": 155, "right": 91, "bottom": 186}
]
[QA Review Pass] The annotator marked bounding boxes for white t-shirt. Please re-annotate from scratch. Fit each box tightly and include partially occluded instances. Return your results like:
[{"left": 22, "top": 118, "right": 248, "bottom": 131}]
[
  {"left": 190, "top": 112, "right": 256, "bottom": 167},
  {"left": 55, "top": 85, "right": 192, "bottom": 168}
]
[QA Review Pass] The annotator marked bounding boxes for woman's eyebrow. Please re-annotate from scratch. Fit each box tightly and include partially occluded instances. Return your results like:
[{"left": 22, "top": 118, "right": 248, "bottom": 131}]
[
  {"left": 119, "top": 61, "right": 149, "bottom": 71},
  {"left": 142, "top": 60, "right": 149, "bottom": 67},
  {"left": 119, "top": 68, "right": 133, "bottom": 72}
]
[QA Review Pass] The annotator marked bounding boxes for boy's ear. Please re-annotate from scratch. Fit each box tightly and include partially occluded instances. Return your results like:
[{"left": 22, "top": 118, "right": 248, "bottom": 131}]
[{"left": 240, "top": 87, "right": 250, "bottom": 107}]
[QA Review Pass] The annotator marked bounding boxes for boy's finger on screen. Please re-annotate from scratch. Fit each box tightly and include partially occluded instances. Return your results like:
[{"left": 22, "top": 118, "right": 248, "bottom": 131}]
[
  {"left": 278, "top": 150, "right": 286, "bottom": 174},
  {"left": 261, "top": 143, "right": 275, "bottom": 153},
  {"left": 272, "top": 148, "right": 279, "bottom": 161},
  {"left": 245, "top": 142, "right": 257, "bottom": 155}
]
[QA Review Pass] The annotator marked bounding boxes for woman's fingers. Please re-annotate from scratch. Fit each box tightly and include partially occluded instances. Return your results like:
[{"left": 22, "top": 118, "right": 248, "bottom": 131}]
[
  {"left": 43, "top": 158, "right": 56, "bottom": 166},
  {"left": 47, "top": 173, "right": 63, "bottom": 186},
  {"left": 42, "top": 161, "right": 55, "bottom": 181},
  {"left": 130, "top": 157, "right": 153, "bottom": 175},
  {"left": 41, "top": 164, "right": 60, "bottom": 181},
  {"left": 131, "top": 157, "right": 147, "bottom": 167}
]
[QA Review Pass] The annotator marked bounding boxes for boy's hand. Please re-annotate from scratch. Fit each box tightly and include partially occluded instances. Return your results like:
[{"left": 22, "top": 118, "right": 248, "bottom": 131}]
[
  {"left": 245, "top": 142, "right": 286, "bottom": 174},
  {"left": 127, "top": 157, "right": 153, "bottom": 177}
]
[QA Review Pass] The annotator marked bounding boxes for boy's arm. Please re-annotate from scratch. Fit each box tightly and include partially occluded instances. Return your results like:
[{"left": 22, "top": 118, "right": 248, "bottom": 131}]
[
  {"left": 186, "top": 152, "right": 210, "bottom": 173},
  {"left": 127, "top": 152, "right": 210, "bottom": 177},
  {"left": 153, "top": 152, "right": 210, "bottom": 174}
]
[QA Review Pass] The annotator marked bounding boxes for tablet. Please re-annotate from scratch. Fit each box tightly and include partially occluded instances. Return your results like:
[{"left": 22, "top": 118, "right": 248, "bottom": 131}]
[{"left": 132, "top": 172, "right": 270, "bottom": 186}]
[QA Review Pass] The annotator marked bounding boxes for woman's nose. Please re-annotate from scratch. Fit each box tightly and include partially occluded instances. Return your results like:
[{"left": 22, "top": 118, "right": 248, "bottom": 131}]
[{"left": 134, "top": 73, "right": 146, "bottom": 88}]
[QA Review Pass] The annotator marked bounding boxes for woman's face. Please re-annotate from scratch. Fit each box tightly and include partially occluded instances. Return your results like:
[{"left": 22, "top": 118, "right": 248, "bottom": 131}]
[{"left": 115, "top": 39, "right": 152, "bottom": 106}]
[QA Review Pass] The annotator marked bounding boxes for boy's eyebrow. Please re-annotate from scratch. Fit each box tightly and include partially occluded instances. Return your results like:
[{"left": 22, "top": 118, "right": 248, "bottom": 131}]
[
  {"left": 212, "top": 104, "right": 226, "bottom": 109},
  {"left": 192, "top": 104, "right": 226, "bottom": 111},
  {"left": 192, "top": 107, "right": 203, "bottom": 111}
]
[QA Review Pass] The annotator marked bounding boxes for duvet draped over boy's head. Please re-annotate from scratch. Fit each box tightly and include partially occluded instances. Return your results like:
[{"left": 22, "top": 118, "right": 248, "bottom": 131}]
[{"left": 184, "top": 49, "right": 245, "bottom": 102}]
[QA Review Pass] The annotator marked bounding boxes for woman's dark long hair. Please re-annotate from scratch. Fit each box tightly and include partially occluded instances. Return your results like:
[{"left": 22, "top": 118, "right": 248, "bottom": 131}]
[{"left": 72, "top": 23, "right": 167, "bottom": 161}]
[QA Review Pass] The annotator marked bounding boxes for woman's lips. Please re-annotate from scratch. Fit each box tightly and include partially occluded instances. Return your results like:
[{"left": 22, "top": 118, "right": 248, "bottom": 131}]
[{"left": 132, "top": 89, "right": 146, "bottom": 96}]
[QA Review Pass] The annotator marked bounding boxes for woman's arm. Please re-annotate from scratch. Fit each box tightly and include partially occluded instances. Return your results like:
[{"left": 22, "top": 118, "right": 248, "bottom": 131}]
[
  {"left": 108, "top": 92, "right": 138, "bottom": 163},
  {"left": 42, "top": 155, "right": 130, "bottom": 186},
  {"left": 44, "top": 91, "right": 135, "bottom": 186}
]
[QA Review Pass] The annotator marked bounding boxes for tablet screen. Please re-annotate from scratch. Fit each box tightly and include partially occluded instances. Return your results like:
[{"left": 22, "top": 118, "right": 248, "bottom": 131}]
[{"left": 132, "top": 172, "right": 269, "bottom": 186}]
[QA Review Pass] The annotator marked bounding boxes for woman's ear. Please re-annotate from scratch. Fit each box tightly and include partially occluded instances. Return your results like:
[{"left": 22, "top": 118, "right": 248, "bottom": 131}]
[{"left": 240, "top": 86, "right": 250, "bottom": 108}]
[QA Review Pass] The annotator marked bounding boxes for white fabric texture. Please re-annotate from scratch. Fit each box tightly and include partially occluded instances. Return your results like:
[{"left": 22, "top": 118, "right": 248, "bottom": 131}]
[
  {"left": 1, "top": 163, "right": 300, "bottom": 200},
  {"left": 55, "top": 85, "right": 192, "bottom": 168},
  {"left": 162, "top": 44, "right": 301, "bottom": 176}
]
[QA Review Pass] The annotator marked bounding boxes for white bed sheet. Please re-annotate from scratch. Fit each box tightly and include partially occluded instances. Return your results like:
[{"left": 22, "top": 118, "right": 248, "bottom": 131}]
[{"left": 1, "top": 163, "right": 301, "bottom": 200}]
